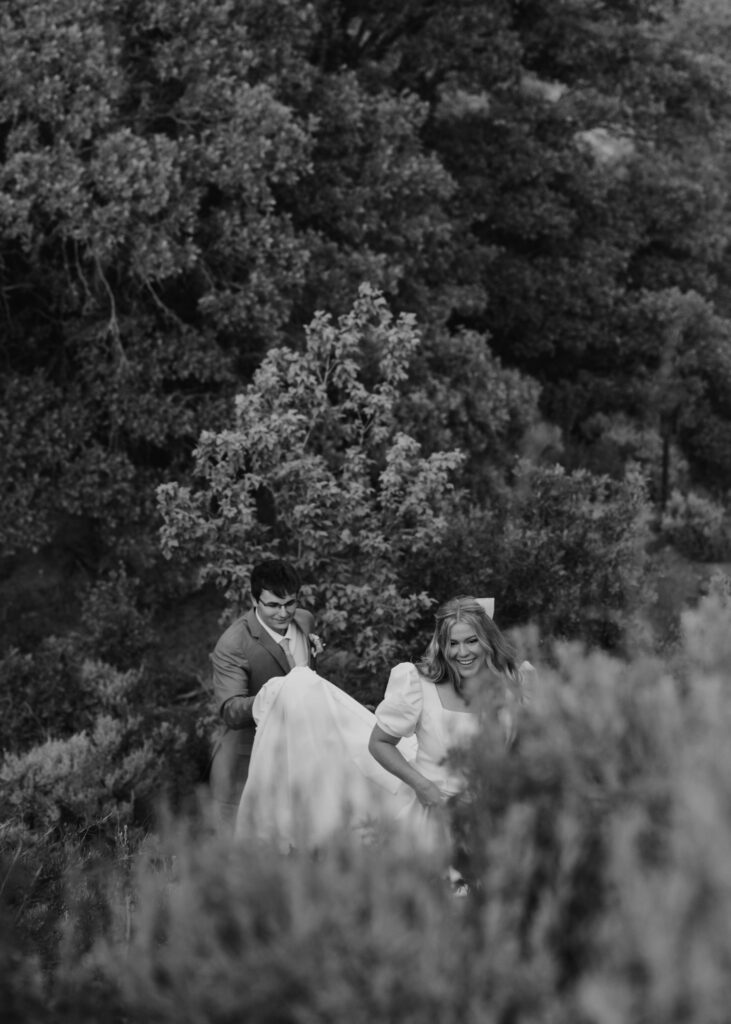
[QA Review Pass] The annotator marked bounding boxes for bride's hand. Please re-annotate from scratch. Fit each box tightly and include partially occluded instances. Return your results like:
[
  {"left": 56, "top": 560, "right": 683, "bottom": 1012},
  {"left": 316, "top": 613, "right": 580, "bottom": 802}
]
[{"left": 414, "top": 778, "right": 445, "bottom": 809}]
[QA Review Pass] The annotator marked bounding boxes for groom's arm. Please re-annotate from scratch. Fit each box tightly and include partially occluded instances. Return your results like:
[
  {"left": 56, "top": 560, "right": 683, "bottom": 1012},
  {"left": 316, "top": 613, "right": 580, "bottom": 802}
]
[
  {"left": 210, "top": 623, "right": 256, "bottom": 728},
  {"left": 220, "top": 693, "right": 255, "bottom": 728}
]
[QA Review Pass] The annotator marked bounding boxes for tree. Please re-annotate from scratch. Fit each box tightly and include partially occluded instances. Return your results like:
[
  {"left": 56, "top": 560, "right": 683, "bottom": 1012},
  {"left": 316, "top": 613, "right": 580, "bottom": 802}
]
[
  {"left": 157, "top": 286, "right": 464, "bottom": 679},
  {"left": 307, "top": 0, "right": 731, "bottom": 495},
  {"left": 0, "top": 0, "right": 468, "bottom": 578},
  {"left": 0, "top": 0, "right": 319, "bottom": 566}
]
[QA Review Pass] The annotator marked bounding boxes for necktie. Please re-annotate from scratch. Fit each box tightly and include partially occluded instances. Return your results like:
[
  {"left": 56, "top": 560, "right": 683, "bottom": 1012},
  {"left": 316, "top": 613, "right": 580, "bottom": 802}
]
[{"left": 280, "top": 636, "right": 296, "bottom": 670}]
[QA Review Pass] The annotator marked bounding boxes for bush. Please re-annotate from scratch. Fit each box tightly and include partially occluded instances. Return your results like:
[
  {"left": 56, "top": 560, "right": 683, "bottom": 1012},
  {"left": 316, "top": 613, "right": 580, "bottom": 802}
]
[
  {"left": 660, "top": 488, "right": 731, "bottom": 561},
  {"left": 0, "top": 637, "right": 95, "bottom": 756},
  {"left": 0, "top": 713, "right": 188, "bottom": 841},
  {"left": 451, "top": 641, "right": 680, "bottom": 983},
  {"left": 0, "top": 565, "right": 155, "bottom": 758},
  {"left": 408, "top": 460, "right": 653, "bottom": 649},
  {"left": 0, "top": 657, "right": 202, "bottom": 847},
  {"left": 454, "top": 594, "right": 731, "bottom": 1017},
  {"left": 0, "top": 923, "right": 47, "bottom": 1024},
  {"left": 12, "top": 595, "right": 731, "bottom": 1022},
  {"left": 78, "top": 566, "right": 155, "bottom": 671},
  {"left": 57, "top": 822, "right": 556, "bottom": 1024},
  {"left": 157, "top": 286, "right": 464, "bottom": 682}
]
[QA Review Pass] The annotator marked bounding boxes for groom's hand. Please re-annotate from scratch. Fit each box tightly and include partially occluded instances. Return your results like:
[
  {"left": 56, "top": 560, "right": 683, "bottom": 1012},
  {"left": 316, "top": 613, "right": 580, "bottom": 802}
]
[{"left": 221, "top": 695, "right": 255, "bottom": 728}]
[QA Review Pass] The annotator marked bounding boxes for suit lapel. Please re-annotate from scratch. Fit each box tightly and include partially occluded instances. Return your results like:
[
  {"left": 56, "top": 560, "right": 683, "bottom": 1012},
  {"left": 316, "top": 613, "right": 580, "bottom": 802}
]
[{"left": 247, "top": 609, "right": 291, "bottom": 675}]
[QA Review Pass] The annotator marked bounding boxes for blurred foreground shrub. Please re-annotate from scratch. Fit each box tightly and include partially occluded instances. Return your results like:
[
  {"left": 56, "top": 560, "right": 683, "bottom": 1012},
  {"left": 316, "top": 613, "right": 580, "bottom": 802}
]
[
  {"left": 7, "top": 595, "right": 731, "bottom": 1022},
  {"left": 453, "top": 593, "right": 731, "bottom": 1018},
  {"left": 55, "top": 820, "right": 556, "bottom": 1024},
  {"left": 0, "top": 921, "right": 47, "bottom": 1024}
]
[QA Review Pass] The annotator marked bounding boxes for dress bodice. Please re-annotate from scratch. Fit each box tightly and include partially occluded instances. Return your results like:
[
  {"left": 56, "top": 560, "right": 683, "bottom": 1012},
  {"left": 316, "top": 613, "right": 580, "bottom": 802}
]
[{"left": 375, "top": 662, "right": 479, "bottom": 798}]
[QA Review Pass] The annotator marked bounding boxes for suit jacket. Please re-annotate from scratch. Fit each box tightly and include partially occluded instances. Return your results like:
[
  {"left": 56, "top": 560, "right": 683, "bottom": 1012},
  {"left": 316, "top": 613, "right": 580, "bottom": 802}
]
[{"left": 208, "top": 607, "right": 317, "bottom": 821}]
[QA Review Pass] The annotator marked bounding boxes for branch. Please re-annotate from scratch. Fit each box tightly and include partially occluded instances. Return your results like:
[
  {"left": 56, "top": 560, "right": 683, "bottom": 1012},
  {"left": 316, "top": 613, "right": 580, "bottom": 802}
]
[{"left": 94, "top": 256, "right": 128, "bottom": 369}]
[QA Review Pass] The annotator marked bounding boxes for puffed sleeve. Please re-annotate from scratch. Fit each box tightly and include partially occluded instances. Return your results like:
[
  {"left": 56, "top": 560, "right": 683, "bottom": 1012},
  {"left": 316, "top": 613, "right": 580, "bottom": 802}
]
[{"left": 375, "top": 662, "right": 424, "bottom": 739}]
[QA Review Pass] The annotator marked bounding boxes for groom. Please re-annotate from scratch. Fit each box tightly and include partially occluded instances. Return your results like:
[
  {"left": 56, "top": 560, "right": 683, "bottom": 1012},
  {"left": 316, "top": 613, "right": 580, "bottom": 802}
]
[{"left": 208, "top": 558, "right": 319, "bottom": 830}]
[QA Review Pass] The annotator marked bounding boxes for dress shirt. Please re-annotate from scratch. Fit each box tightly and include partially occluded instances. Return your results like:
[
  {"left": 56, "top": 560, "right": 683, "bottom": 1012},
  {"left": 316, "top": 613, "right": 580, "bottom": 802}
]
[{"left": 255, "top": 612, "right": 309, "bottom": 666}]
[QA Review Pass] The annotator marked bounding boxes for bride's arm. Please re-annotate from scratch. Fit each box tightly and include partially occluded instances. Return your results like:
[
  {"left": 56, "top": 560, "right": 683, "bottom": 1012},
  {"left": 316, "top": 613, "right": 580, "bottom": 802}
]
[{"left": 368, "top": 725, "right": 444, "bottom": 809}]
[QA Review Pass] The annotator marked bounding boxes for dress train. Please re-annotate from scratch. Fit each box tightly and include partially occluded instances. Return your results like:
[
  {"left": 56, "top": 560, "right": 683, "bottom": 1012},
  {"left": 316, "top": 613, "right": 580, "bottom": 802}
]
[{"left": 233, "top": 667, "right": 418, "bottom": 848}]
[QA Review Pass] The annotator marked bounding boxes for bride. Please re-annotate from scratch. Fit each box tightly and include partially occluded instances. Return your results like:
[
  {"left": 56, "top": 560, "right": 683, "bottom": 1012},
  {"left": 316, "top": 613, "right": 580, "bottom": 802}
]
[{"left": 233, "top": 596, "right": 529, "bottom": 851}]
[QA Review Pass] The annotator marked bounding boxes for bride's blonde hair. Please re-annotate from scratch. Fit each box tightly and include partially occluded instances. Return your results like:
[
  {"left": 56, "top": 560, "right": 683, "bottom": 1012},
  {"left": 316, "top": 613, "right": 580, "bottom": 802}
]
[{"left": 418, "top": 595, "right": 520, "bottom": 695}]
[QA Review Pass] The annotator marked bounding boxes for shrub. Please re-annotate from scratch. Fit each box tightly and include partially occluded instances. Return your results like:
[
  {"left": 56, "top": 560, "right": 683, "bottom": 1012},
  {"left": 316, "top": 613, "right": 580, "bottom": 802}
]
[
  {"left": 498, "top": 463, "right": 653, "bottom": 644},
  {"left": 0, "top": 658, "right": 201, "bottom": 846},
  {"left": 0, "top": 583, "right": 152, "bottom": 759},
  {"left": 0, "top": 922, "right": 47, "bottom": 1024},
  {"left": 157, "top": 285, "right": 464, "bottom": 682},
  {"left": 0, "top": 713, "right": 188, "bottom": 840},
  {"left": 57, "top": 822, "right": 557, "bottom": 1024},
  {"left": 573, "top": 594, "right": 731, "bottom": 1020},
  {"left": 18, "top": 598, "right": 731, "bottom": 1023},
  {"left": 78, "top": 566, "right": 155, "bottom": 670},
  {"left": 455, "top": 594, "right": 731, "bottom": 1016},
  {"left": 451, "top": 641, "right": 681, "bottom": 983},
  {"left": 0, "top": 637, "right": 94, "bottom": 756},
  {"left": 408, "top": 460, "right": 653, "bottom": 649},
  {"left": 660, "top": 488, "right": 731, "bottom": 561}
]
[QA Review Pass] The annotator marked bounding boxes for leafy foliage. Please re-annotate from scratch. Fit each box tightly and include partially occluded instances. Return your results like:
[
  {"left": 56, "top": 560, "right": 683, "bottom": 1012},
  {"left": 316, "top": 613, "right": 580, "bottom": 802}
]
[
  {"left": 0, "top": 656, "right": 196, "bottom": 845},
  {"left": 0, "top": 926, "right": 46, "bottom": 1024},
  {"left": 398, "top": 326, "right": 543, "bottom": 490},
  {"left": 0, "top": 0, "right": 310, "bottom": 558},
  {"left": 6, "top": 5, "right": 731, "bottom": 1015},
  {"left": 78, "top": 566, "right": 155, "bottom": 670},
  {"left": 0, "top": 638, "right": 95, "bottom": 756},
  {"left": 11, "top": 595, "right": 729, "bottom": 1024},
  {"left": 628, "top": 288, "right": 731, "bottom": 495},
  {"left": 0, "top": 713, "right": 180, "bottom": 840},
  {"left": 406, "top": 460, "right": 652, "bottom": 647},
  {"left": 4, "top": 0, "right": 731, "bottom": 609},
  {"left": 494, "top": 462, "right": 652, "bottom": 643},
  {"left": 158, "top": 285, "right": 464, "bottom": 677},
  {"left": 661, "top": 489, "right": 731, "bottom": 562},
  {"left": 0, "top": 0, "right": 463, "bottom": 565}
]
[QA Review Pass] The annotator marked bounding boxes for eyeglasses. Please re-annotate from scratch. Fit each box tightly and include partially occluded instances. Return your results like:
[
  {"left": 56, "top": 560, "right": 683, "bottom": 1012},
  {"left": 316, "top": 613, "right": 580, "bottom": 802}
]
[{"left": 258, "top": 598, "right": 298, "bottom": 612}]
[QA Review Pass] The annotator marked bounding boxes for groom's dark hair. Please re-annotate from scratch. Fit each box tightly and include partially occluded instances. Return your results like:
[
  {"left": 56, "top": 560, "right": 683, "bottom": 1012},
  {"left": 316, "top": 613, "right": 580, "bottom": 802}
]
[{"left": 251, "top": 559, "right": 301, "bottom": 601}]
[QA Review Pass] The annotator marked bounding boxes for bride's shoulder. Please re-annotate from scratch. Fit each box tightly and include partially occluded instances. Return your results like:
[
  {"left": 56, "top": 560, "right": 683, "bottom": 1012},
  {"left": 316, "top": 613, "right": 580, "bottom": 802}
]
[
  {"left": 385, "top": 661, "right": 423, "bottom": 694},
  {"left": 388, "top": 660, "right": 420, "bottom": 679}
]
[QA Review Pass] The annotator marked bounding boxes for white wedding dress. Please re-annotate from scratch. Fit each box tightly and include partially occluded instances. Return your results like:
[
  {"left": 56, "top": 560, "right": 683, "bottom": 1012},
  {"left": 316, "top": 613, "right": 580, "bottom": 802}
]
[{"left": 233, "top": 664, "right": 480, "bottom": 851}]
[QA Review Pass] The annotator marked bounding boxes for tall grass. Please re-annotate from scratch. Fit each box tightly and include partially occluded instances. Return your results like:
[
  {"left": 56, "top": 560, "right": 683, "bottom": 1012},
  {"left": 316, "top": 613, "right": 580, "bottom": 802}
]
[{"left": 8, "top": 595, "right": 731, "bottom": 1022}]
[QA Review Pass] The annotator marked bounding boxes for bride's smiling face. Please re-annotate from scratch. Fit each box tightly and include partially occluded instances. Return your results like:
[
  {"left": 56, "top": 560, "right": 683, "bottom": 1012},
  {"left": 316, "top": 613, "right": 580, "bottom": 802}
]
[{"left": 445, "top": 621, "right": 490, "bottom": 681}]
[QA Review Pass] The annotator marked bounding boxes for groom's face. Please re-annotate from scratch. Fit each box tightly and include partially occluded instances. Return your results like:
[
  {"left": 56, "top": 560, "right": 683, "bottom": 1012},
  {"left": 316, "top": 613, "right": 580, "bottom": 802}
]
[{"left": 255, "top": 589, "right": 298, "bottom": 635}]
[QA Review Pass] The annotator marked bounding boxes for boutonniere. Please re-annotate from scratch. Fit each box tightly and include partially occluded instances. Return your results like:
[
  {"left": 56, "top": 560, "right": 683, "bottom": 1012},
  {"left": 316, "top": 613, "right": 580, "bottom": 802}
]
[{"left": 309, "top": 633, "right": 325, "bottom": 656}]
